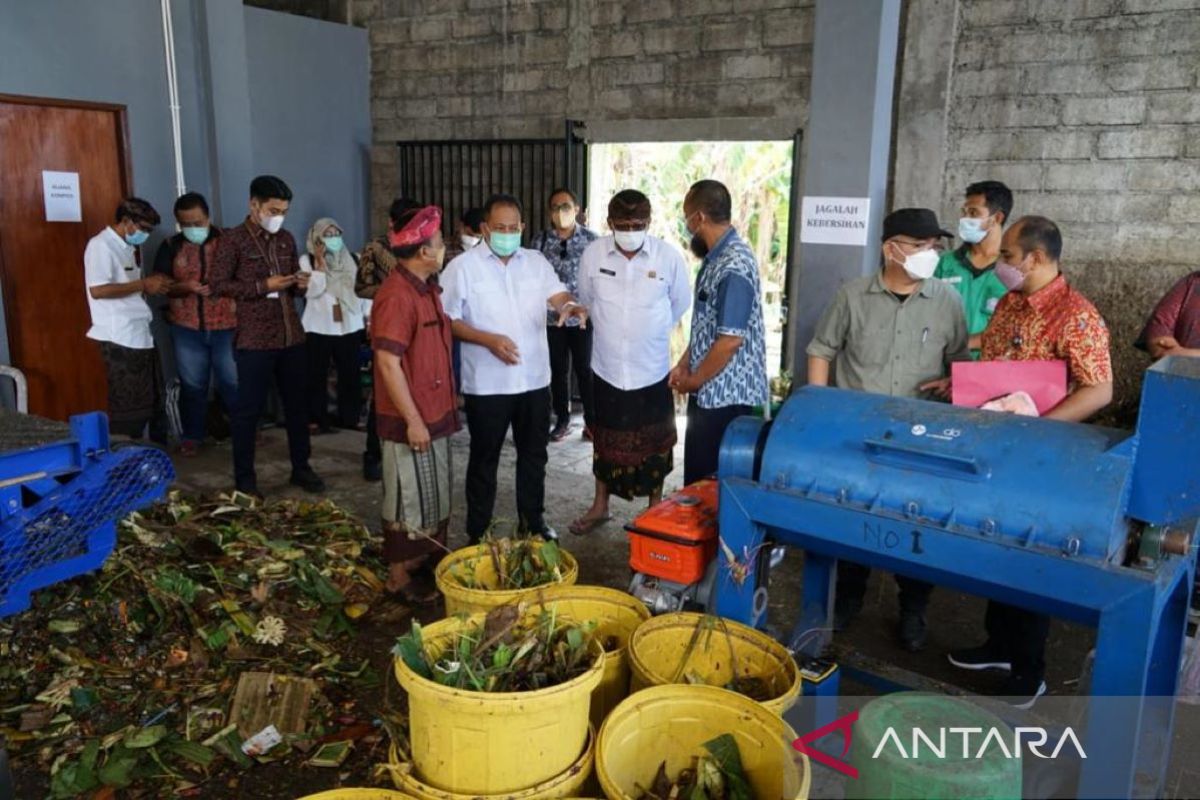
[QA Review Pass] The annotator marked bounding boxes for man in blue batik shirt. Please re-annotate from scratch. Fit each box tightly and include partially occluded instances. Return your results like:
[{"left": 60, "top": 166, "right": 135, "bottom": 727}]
[
  {"left": 531, "top": 187, "right": 598, "bottom": 442},
  {"left": 669, "top": 180, "right": 768, "bottom": 483}
]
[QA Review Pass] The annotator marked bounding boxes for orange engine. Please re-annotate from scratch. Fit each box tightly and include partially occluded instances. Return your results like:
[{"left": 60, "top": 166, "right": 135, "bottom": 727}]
[{"left": 626, "top": 479, "right": 719, "bottom": 585}]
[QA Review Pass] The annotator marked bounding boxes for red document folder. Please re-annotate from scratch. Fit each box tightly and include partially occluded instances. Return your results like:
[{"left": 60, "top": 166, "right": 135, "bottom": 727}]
[{"left": 952, "top": 360, "right": 1068, "bottom": 416}]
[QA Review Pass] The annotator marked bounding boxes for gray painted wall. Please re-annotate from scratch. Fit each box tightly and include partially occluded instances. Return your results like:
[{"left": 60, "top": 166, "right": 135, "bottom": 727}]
[
  {"left": 0, "top": 0, "right": 369, "bottom": 409},
  {"left": 244, "top": 6, "right": 371, "bottom": 247}
]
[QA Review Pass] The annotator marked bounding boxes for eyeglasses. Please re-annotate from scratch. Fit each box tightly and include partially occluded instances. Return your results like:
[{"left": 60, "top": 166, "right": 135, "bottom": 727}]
[
  {"left": 489, "top": 223, "right": 521, "bottom": 233},
  {"left": 611, "top": 219, "right": 649, "bottom": 232}
]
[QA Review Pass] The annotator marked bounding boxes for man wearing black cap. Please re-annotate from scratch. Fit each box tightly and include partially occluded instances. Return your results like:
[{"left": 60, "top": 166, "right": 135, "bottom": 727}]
[{"left": 806, "top": 208, "right": 970, "bottom": 651}]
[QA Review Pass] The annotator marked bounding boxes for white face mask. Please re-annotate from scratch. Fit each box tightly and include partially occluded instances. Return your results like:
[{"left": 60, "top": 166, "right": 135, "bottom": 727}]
[
  {"left": 261, "top": 213, "right": 285, "bottom": 234},
  {"left": 894, "top": 244, "right": 939, "bottom": 281},
  {"left": 613, "top": 229, "right": 647, "bottom": 253},
  {"left": 461, "top": 233, "right": 481, "bottom": 250}
]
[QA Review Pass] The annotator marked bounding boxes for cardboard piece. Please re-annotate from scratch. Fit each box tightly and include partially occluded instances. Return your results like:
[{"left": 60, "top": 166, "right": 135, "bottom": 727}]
[{"left": 228, "top": 671, "right": 317, "bottom": 737}]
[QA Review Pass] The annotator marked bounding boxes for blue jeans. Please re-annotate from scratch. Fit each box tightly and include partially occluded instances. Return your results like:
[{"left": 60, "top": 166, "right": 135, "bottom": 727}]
[{"left": 172, "top": 325, "right": 238, "bottom": 443}]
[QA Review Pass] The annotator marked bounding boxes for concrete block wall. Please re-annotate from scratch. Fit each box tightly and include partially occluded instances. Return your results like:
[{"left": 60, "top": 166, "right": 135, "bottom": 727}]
[
  {"left": 940, "top": 0, "right": 1200, "bottom": 416},
  {"left": 351, "top": 0, "right": 815, "bottom": 230}
]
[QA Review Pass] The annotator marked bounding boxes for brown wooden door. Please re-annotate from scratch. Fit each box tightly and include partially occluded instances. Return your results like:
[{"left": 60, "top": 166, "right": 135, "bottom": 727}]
[{"left": 0, "top": 95, "right": 133, "bottom": 420}]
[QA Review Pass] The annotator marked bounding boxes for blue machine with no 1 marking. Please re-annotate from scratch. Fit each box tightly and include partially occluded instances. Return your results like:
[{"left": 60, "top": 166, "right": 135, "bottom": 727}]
[{"left": 713, "top": 355, "right": 1199, "bottom": 799}]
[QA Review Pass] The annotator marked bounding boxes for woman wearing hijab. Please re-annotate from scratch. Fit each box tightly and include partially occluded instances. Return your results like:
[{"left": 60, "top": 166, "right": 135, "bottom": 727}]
[{"left": 299, "top": 218, "right": 365, "bottom": 432}]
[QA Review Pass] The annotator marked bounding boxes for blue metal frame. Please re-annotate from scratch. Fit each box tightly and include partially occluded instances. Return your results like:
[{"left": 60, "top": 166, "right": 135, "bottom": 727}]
[
  {"left": 0, "top": 412, "right": 174, "bottom": 617},
  {"left": 712, "top": 357, "right": 1199, "bottom": 799}
]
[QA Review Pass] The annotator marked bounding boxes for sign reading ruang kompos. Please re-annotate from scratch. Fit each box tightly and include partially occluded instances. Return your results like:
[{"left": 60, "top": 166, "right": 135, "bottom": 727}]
[{"left": 799, "top": 195, "right": 871, "bottom": 247}]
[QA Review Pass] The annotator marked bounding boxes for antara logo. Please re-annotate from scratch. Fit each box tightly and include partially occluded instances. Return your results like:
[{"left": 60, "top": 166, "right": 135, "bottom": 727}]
[
  {"left": 792, "top": 711, "right": 1087, "bottom": 779},
  {"left": 871, "top": 726, "right": 1087, "bottom": 761}
]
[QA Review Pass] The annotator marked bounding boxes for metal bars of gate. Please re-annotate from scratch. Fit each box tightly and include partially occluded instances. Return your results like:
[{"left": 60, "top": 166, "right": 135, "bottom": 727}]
[{"left": 395, "top": 126, "right": 588, "bottom": 246}]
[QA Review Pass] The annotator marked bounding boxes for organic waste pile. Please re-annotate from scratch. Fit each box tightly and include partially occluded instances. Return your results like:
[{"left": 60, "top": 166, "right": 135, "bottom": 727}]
[
  {"left": 637, "top": 734, "right": 753, "bottom": 800},
  {"left": 446, "top": 535, "right": 565, "bottom": 591},
  {"left": 673, "top": 616, "right": 780, "bottom": 703},
  {"left": 392, "top": 604, "right": 597, "bottom": 692},
  {"left": 0, "top": 492, "right": 397, "bottom": 798}
]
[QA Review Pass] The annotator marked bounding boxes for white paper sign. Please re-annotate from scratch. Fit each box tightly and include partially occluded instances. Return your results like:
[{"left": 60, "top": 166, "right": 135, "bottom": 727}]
[
  {"left": 800, "top": 196, "right": 871, "bottom": 246},
  {"left": 42, "top": 170, "right": 82, "bottom": 222}
]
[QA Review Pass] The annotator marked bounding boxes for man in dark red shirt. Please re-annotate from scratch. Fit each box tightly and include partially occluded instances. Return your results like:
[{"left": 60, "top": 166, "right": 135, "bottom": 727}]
[
  {"left": 370, "top": 206, "right": 459, "bottom": 602},
  {"left": 1138, "top": 271, "right": 1200, "bottom": 359},
  {"left": 210, "top": 175, "right": 324, "bottom": 496}
]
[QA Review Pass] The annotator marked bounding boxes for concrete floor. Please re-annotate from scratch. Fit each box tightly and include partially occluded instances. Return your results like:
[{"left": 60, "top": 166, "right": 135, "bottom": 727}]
[{"left": 171, "top": 412, "right": 1200, "bottom": 798}]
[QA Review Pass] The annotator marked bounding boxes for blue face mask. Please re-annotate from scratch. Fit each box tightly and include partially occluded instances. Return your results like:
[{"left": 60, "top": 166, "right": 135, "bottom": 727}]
[
  {"left": 322, "top": 235, "right": 345, "bottom": 253},
  {"left": 489, "top": 231, "right": 521, "bottom": 258},
  {"left": 958, "top": 216, "right": 989, "bottom": 245},
  {"left": 125, "top": 228, "right": 150, "bottom": 246},
  {"left": 182, "top": 226, "right": 209, "bottom": 245}
]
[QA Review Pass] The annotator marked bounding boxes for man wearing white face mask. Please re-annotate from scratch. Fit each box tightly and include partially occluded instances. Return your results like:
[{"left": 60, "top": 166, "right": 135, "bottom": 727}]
[
  {"left": 807, "top": 207, "right": 970, "bottom": 652},
  {"left": 530, "top": 188, "right": 598, "bottom": 441},
  {"left": 935, "top": 181, "right": 1013, "bottom": 357},
  {"left": 571, "top": 190, "right": 691, "bottom": 535},
  {"left": 211, "top": 175, "right": 323, "bottom": 498}
]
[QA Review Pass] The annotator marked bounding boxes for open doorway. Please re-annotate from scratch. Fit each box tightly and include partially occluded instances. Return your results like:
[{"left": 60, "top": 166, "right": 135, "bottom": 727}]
[{"left": 586, "top": 140, "right": 795, "bottom": 384}]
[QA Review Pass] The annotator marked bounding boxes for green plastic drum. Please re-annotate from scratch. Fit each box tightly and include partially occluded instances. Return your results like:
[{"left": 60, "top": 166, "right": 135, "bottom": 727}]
[{"left": 850, "top": 693, "right": 1022, "bottom": 800}]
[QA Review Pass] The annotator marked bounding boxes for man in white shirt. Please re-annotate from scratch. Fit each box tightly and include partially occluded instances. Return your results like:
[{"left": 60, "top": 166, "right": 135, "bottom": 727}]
[
  {"left": 570, "top": 190, "right": 691, "bottom": 535},
  {"left": 441, "top": 193, "right": 589, "bottom": 543},
  {"left": 84, "top": 197, "right": 172, "bottom": 438}
]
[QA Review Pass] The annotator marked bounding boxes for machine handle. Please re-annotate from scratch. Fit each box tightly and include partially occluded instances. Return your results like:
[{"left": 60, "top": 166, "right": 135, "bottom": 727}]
[{"left": 863, "top": 438, "right": 986, "bottom": 480}]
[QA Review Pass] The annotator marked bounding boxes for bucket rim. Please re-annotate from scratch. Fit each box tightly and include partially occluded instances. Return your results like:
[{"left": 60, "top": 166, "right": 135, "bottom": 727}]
[
  {"left": 434, "top": 543, "right": 580, "bottom": 601},
  {"left": 387, "top": 725, "right": 596, "bottom": 799},
  {"left": 394, "top": 617, "right": 606, "bottom": 700},
  {"left": 627, "top": 611, "right": 799, "bottom": 704}
]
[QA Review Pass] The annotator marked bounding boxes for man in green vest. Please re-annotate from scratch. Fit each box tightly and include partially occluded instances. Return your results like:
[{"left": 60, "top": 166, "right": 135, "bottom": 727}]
[{"left": 935, "top": 181, "right": 1014, "bottom": 356}]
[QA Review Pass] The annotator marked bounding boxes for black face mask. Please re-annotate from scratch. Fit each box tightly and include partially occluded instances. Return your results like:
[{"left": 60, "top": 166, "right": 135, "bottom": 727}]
[{"left": 689, "top": 233, "right": 709, "bottom": 259}]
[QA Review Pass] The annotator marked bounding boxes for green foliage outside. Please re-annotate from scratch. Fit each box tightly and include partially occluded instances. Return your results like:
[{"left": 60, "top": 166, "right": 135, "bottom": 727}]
[{"left": 587, "top": 141, "right": 793, "bottom": 376}]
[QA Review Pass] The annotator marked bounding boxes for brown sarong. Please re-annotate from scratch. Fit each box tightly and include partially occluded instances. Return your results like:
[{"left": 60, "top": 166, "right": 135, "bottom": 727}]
[
  {"left": 98, "top": 341, "right": 159, "bottom": 438},
  {"left": 591, "top": 374, "right": 677, "bottom": 500}
]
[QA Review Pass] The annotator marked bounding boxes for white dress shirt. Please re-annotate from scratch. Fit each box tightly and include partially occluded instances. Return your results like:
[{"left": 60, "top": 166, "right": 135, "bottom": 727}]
[
  {"left": 578, "top": 234, "right": 692, "bottom": 391},
  {"left": 441, "top": 245, "right": 567, "bottom": 395},
  {"left": 84, "top": 226, "right": 154, "bottom": 349},
  {"left": 298, "top": 254, "right": 361, "bottom": 336}
]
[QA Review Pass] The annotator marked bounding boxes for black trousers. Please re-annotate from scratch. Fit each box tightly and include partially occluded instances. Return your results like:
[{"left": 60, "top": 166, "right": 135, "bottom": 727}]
[
  {"left": 547, "top": 325, "right": 594, "bottom": 427},
  {"left": 464, "top": 388, "right": 550, "bottom": 542},
  {"left": 232, "top": 345, "right": 311, "bottom": 490},
  {"left": 683, "top": 396, "right": 749, "bottom": 484},
  {"left": 306, "top": 330, "right": 363, "bottom": 429},
  {"left": 985, "top": 601, "right": 1050, "bottom": 682},
  {"left": 836, "top": 561, "right": 934, "bottom": 614},
  {"left": 364, "top": 401, "right": 381, "bottom": 464}
]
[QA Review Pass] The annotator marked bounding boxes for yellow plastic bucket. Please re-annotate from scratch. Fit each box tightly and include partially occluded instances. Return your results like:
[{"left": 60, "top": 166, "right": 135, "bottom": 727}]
[
  {"left": 596, "top": 684, "right": 810, "bottom": 800},
  {"left": 627, "top": 612, "right": 801, "bottom": 716},
  {"left": 385, "top": 727, "right": 594, "bottom": 800},
  {"left": 298, "top": 792, "right": 415, "bottom": 800},
  {"left": 435, "top": 542, "right": 580, "bottom": 616},
  {"left": 393, "top": 610, "right": 603, "bottom": 794},
  {"left": 528, "top": 585, "right": 650, "bottom": 730}
]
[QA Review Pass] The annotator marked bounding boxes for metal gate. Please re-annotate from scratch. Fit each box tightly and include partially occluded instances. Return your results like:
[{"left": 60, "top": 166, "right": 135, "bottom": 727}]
[{"left": 395, "top": 120, "right": 588, "bottom": 245}]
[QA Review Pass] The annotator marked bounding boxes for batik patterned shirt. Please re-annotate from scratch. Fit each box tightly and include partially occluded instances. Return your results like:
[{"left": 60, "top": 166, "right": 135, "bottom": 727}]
[
  {"left": 530, "top": 225, "right": 597, "bottom": 325},
  {"left": 981, "top": 274, "right": 1112, "bottom": 387},
  {"left": 688, "top": 228, "right": 769, "bottom": 409}
]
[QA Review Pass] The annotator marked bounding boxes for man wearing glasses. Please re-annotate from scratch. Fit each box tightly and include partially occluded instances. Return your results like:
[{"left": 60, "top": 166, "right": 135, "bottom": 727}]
[
  {"left": 442, "top": 193, "right": 589, "bottom": 543},
  {"left": 806, "top": 207, "right": 970, "bottom": 652},
  {"left": 530, "top": 188, "right": 598, "bottom": 441},
  {"left": 571, "top": 190, "right": 691, "bottom": 535}
]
